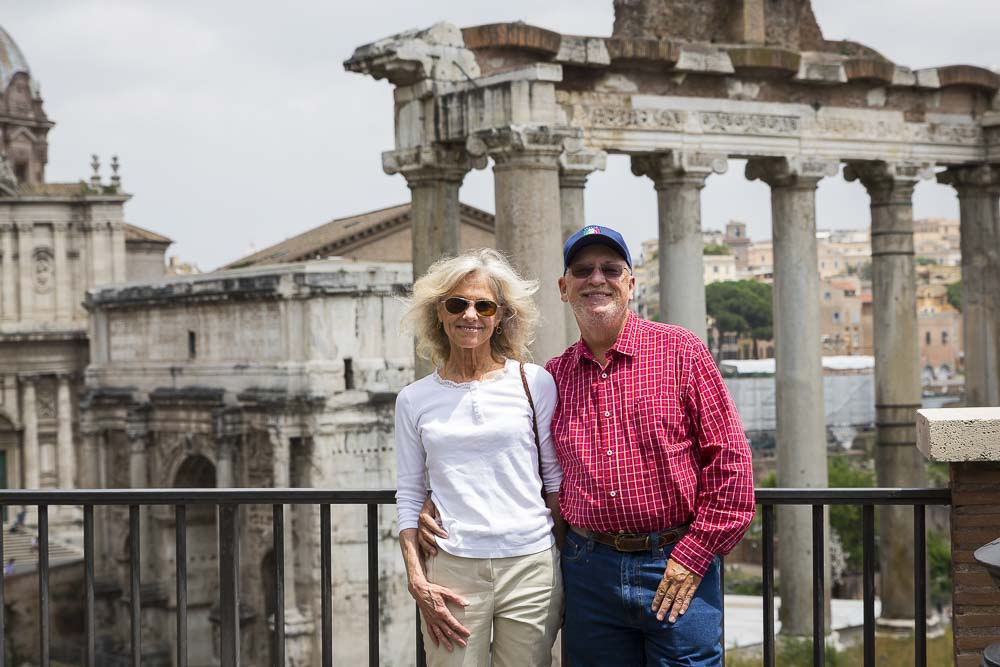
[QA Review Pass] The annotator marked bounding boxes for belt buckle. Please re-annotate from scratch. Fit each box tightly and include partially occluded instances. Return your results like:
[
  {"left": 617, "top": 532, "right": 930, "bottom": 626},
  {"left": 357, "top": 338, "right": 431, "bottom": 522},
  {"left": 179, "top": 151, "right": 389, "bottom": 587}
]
[{"left": 613, "top": 531, "right": 627, "bottom": 550}]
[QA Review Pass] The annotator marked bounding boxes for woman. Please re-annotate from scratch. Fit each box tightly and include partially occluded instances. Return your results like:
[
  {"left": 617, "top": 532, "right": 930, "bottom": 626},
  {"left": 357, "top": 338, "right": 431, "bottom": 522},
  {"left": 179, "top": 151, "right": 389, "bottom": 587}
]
[{"left": 395, "top": 248, "right": 564, "bottom": 667}]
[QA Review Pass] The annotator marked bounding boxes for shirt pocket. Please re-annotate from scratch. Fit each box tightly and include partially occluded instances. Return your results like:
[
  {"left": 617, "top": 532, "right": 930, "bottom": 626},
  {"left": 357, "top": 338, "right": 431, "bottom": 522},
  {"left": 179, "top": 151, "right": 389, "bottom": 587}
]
[{"left": 632, "top": 394, "right": 687, "bottom": 453}]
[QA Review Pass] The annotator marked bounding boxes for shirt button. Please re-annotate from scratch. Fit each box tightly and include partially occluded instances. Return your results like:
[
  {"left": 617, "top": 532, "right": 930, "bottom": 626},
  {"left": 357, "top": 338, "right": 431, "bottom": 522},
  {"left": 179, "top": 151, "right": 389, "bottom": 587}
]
[
  {"left": 606, "top": 449, "right": 613, "bottom": 456},
  {"left": 609, "top": 490, "right": 617, "bottom": 498},
  {"left": 601, "top": 373, "right": 608, "bottom": 379},
  {"left": 603, "top": 411, "right": 610, "bottom": 417}
]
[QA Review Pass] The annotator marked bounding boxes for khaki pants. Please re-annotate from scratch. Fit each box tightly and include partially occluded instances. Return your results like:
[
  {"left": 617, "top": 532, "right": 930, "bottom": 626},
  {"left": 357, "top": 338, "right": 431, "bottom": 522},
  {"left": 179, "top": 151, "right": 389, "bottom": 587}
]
[{"left": 423, "top": 546, "right": 563, "bottom": 667}]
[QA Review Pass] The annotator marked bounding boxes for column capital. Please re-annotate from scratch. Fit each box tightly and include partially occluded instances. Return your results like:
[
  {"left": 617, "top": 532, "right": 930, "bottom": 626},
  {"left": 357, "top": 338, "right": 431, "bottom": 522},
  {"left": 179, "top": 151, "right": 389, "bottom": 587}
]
[
  {"left": 0, "top": 222, "right": 14, "bottom": 233},
  {"left": 52, "top": 221, "right": 70, "bottom": 233},
  {"left": 382, "top": 144, "right": 484, "bottom": 185},
  {"left": 844, "top": 160, "right": 934, "bottom": 203},
  {"left": 15, "top": 221, "right": 33, "bottom": 233},
  {"left": 937, "top": 163, "right": 1000, "bottom": 194},
  {"left": 746, "top": 156, "right": 838, "bottom": 188},
  {"left": 631, "top": 151, "right": 727, "bottom": 188},
  {"left": 467, "top": 125, "right": 581, "bottom": 170},
  {"left": 559, "top": 147, "right": 607, "bottom": 189}
]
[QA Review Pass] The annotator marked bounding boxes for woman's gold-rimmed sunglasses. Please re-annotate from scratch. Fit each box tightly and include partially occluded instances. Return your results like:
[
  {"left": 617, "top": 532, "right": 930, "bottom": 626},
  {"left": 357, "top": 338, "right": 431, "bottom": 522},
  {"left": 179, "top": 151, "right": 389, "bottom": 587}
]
[{"left": 441, "top": 297, "right": 500, "bottom": 317}]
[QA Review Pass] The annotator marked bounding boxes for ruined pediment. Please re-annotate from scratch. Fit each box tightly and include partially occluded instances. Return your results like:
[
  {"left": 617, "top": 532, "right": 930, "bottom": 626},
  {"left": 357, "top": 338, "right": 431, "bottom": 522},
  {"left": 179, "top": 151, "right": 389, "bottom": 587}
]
[{"left": 612, "top": 0, "right": 839, "bottom": 54}]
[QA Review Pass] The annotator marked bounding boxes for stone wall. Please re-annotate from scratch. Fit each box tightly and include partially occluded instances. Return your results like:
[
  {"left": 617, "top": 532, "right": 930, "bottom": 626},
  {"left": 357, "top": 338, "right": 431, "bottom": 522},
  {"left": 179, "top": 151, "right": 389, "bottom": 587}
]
[
  {"left": 950, "top": 462, "right": 1000, "bottom": 667},
  {"left": 612, "top": 0, "right": 827, "bottom": 51},
  {"left": 83, "top": 259, "right": 418, "bottom": 667},
  {"left": 918, "top": 408, "right": 1000, "bottom": 667}
]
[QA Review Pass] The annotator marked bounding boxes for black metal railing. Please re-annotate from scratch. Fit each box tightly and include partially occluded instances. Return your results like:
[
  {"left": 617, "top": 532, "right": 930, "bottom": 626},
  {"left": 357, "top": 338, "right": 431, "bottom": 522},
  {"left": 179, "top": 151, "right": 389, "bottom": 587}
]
[
  {"left": 0, "top": 487, "right": 951, "bottom": 667},
  {"left": 753, "top": 488, "right": 952, "bottom": 667}
]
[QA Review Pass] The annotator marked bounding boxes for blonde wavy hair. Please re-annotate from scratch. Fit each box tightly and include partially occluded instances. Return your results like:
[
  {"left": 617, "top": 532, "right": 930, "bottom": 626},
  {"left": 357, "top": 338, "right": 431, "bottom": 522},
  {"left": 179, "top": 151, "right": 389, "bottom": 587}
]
[{"left": 402, "top": 248, "right": 539, "bottom": 367}]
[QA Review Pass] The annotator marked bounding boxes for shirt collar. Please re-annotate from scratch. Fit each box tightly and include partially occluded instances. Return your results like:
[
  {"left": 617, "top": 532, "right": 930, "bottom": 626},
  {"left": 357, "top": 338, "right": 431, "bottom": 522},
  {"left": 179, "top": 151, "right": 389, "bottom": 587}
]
[{"left": 573, "top": 310, "right": 640, "bottom": 364}]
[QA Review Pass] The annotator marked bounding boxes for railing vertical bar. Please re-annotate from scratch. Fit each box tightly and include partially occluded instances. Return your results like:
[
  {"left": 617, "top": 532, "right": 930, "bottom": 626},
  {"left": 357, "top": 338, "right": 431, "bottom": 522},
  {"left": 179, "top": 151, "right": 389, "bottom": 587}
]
[
  {"left": 39, "top": 505, "right": 50, "bottom": 667},
  {"left": 218, "top": 504, "right": 240, "bottom": 667},
  {"left": 762, "top": 504, "right": 775, "bottom": 667},
  {"left": 863, "top": 504, "right": 875, "bottom": 667},
  {"left": 812, "top": 504, "right": 825, "bottom": 667},
  {"left": 416, "top": 602, "right": 427, "bottom": 667},
  {"left": 321, "top": 504, "right": 332, "bottom": 667},
  {"left": 273, "top": 504, "right": 285, "bottom": 667},
  {"left": 129, "top": 504, "right": 141, "bottom": 667},
  {"left": 175, "top": 505, "right": 188, "bottom": 667},
  {"left": 914, "top": 504, "right": 927, "bottom": 667},
  {"left": 84, "top": 505, "right": 95, "bottom": 667},
  {"left": 368, "top": 503, "right": 380, "bottom": 667},
  {"left": 0, "top": 503, "right": 6, "bottom": 665}
]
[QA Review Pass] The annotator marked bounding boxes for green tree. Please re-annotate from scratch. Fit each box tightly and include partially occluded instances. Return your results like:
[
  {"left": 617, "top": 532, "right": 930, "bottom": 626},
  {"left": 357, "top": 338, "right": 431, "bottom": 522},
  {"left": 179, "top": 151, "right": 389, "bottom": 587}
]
[
  {"left": 703, "top": 243, "right": 730, "bottom": 256},
  {"left": 859, "top": 261, "right": 873, "bottom": 281},
  {"left": 705, "top": 280, "right": 773, "bottom": 340},
  {"left": 946, "top": 281, "right": 962, "bottom": 312}
]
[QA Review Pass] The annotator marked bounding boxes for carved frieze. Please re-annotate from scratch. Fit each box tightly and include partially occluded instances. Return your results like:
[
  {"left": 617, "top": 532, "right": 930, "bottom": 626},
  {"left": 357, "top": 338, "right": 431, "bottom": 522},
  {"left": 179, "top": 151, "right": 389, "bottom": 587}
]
[
  {"left": 813, "top": 116, "right": 903, "bottom": 140},
  {"left": 698, "top": 111, "right": 799, "bottom": 135},
  {"left": 586, "top": 107, "right": 687, "bottom": 130}
]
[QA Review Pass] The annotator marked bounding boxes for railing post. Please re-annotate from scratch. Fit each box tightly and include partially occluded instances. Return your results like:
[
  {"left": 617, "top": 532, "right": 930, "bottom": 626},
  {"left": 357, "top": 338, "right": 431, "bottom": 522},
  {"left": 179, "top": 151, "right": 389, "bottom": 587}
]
[{"left": 218, "top": 503, "right": 240, "bottom": 667}]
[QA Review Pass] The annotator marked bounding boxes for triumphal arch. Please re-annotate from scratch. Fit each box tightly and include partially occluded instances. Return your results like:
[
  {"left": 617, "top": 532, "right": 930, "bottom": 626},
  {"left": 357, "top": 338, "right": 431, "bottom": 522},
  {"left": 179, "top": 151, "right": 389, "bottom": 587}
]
[{"left": 347, "top": 0, "right": 1000, "bottom": 637}]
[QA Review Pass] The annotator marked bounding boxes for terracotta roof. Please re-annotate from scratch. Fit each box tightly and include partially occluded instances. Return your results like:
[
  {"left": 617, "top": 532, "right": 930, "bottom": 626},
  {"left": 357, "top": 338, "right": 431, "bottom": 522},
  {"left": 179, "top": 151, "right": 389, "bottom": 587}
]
[
  {"left": 124, "top": 223, "right": 172, "bottom": 244},
  {"left": 223, "top": 202, "right": 495, "bottom": 269}
]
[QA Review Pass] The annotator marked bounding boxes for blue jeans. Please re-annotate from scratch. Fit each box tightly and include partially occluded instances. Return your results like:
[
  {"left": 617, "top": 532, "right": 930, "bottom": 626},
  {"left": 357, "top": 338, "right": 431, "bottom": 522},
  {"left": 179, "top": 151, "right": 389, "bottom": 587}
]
[{"left": 561, "top": 529, "right": 722, "bottom": 666}]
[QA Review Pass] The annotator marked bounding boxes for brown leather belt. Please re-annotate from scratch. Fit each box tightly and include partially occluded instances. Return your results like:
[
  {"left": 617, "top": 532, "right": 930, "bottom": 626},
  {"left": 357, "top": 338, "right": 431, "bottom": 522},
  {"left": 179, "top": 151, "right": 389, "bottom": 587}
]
[{"left": 570, "top": 524, "right": 690, "bottom": 552}]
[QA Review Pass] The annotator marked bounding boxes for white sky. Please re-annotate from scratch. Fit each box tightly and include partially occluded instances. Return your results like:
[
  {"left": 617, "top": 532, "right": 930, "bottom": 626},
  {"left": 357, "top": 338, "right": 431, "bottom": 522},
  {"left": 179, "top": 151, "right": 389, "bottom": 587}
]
[{"left": 5, "top": 1, "right": 999, "bottom": 270}]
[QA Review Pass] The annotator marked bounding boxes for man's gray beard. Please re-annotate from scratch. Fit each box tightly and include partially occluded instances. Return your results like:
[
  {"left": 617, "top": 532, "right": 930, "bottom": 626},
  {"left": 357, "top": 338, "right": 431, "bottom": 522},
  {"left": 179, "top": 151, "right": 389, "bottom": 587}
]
[{"left": 573, "top": 302, "right": 628, "bottom": 335}]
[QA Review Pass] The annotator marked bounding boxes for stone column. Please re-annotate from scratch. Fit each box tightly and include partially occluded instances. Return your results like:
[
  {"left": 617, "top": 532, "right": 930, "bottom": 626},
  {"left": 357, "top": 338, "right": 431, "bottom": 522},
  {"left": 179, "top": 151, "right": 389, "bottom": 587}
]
[
  {"left": 0, "top": 223, "right": 16, "bottom": 321},
  {"left": 938, "top": 164, "right": 1000, "bottom": 407},
  {"left": 216, "top": 438, "right": 235, "bottom": 488},
  {"left": 20, "top": 376, "right": 40, "bottom": 490},
  {"left": 383, "top": 145, "right": 483, "bottom": 379},
  {"left": 558, "top": 148, "right": 607, "bottom": 347},
  {"left": 845, "top": 161, "right": 932, "bottom": 627},
  {"left": 747, "top": 156, "right": 837, "bottom": 637},
  {"left": 632, "top": 151, "right": 728, "bottom": 341},
  {"left": 55, "top": 374, "right": 76, "bottom": 489},
  {"left": 110, "top": 222, "right": 127, "bottom": 284},
  {"left": 269, "top": 426, "right": 313, "bottom": 659},
  {"left": 126, "top": 413, "right": 155, "bottom": 579},
  {"left": 469, "top": 126, "right": 580, "bottom": 363},
  {"left": 15, "top": 222, "right": 34, "bottom": 321},
  {"left": 52, "top": 222, "right": 71, "bottom": 323}
]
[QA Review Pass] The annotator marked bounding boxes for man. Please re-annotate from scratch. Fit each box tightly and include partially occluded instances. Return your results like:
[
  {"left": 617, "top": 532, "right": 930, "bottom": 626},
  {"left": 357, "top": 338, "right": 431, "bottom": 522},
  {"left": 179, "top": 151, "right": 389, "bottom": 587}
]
[{"left": 419, "top": 226, "right": 754, "bottom": 665}]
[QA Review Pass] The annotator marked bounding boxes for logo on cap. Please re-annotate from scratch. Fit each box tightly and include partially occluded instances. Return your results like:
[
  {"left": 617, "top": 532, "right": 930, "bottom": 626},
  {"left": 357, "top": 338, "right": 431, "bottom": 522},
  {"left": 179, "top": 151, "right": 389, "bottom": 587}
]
[{"left": 583, "top": 226, "right": 602, "bottom": 235}]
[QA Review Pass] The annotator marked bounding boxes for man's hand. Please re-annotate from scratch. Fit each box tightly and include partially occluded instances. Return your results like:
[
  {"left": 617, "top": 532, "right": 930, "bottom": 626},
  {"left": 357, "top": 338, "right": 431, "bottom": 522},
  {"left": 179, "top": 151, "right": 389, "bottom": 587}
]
[
  {"left": 409, "top": 577, "right": 471, "bottom": 651},
  {"left": 417, "top": 495, "right": 447, "bottom": 556},
  {"left": 651, "top": 558, "right": 703, "bottom": 623}
]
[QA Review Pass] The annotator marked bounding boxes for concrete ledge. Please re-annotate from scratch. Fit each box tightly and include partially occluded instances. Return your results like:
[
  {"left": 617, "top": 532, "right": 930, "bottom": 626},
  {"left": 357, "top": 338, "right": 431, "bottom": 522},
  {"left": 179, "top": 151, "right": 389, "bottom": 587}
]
[{"left": 916, "top": 407, "right": 1000, "bottom": 462}]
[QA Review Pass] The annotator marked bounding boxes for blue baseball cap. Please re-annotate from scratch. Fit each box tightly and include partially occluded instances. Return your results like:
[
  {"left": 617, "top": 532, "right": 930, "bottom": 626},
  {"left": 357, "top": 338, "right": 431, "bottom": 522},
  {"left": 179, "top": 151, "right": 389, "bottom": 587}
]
[{"left": 563, "top": 225, "right": 633, "bottom": 271}]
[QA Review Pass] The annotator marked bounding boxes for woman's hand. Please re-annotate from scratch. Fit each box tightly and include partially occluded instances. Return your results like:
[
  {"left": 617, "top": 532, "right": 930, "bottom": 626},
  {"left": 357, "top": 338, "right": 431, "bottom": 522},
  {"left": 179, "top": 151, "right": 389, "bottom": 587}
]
[
  {"left": 409, "top": 577, "right": 471, "bottom": 651},
  {"left": 418, "top": 495, "right": 448, "bottom": 556}
]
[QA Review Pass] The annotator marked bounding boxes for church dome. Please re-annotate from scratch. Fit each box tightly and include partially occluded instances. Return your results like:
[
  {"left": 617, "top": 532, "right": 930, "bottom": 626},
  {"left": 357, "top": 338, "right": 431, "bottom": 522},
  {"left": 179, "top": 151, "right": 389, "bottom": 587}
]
[{"left": 0, "top": 25, "right": 32, "bottom": 91}]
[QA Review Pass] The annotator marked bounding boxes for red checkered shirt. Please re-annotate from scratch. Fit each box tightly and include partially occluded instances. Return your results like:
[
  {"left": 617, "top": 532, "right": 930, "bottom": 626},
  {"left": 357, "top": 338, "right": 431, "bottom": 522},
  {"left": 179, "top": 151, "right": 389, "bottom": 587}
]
[{"left": 545, "top": 311, "right": 755, "bottom": 577}]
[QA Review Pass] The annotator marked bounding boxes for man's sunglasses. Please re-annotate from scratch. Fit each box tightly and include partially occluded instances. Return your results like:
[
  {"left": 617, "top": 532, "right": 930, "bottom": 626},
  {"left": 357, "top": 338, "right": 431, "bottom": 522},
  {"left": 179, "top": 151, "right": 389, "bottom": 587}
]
[
  {"left": 441, "top": 297, "right": 500, "bottom": 317},
  {"left": 567, "top": 263, "right": 630, "bottom": 280}
]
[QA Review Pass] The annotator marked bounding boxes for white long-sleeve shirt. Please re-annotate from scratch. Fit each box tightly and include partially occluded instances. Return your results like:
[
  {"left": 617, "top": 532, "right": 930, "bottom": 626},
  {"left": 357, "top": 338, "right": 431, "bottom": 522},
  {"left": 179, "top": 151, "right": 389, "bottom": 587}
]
[{"left": 395, "top": 359, "right": 562, "bottom": 558}]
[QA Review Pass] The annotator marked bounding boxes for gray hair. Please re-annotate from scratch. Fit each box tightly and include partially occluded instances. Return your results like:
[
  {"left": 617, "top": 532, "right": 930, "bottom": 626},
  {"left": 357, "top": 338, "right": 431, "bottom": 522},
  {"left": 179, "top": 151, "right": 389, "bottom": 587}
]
[{"left": 401, "top": 248, "right": 539, "bottom": 367}]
